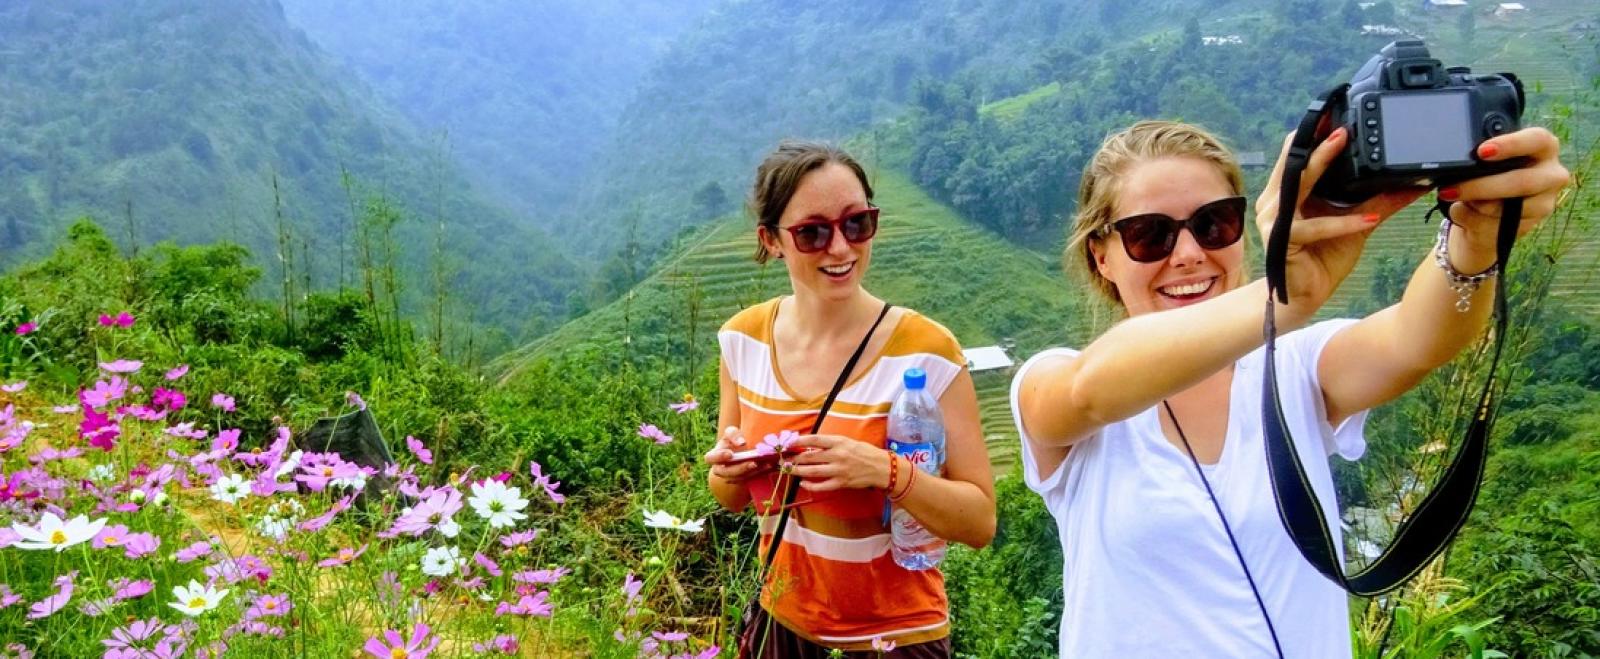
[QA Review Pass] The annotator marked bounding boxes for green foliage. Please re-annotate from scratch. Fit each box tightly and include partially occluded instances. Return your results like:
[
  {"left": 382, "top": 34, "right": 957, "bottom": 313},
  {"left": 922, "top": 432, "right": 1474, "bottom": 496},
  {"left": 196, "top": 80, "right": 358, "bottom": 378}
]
[
  {"left": 0, "top": 0, "right": 581, "bottom": 339},
  {"left": 943, "top": 474, "right": 1062, "bottom": 657}
]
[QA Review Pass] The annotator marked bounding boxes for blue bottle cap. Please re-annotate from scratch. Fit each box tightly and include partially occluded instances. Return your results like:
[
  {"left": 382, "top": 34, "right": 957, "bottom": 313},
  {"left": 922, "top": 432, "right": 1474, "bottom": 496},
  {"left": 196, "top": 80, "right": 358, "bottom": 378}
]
[{"left": 903, "top": 367, "right": 927, "bottom": 390}]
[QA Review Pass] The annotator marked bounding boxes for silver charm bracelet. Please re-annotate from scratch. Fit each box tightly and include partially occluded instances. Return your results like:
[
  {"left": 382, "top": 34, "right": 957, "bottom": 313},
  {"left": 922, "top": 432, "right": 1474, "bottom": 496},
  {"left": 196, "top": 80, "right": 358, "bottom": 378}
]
[{"left": 1433, "top": 219, "right": 1499, "bottom": 312}]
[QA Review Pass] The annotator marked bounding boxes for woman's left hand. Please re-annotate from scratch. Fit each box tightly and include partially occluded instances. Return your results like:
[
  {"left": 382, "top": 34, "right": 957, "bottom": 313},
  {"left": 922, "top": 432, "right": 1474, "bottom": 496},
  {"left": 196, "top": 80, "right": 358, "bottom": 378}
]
[
  {"left": 787, "top": 434, "right": 891, "bottom": 492},
  {"left": 1443, "top": 127, "right": 1570, "bottom": 257}
]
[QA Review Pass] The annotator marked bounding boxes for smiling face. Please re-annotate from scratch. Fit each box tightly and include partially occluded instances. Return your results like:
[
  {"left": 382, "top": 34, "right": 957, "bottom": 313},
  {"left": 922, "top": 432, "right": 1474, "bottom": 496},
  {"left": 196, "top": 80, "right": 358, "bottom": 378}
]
[
  {"left": 1089, "top": 156, "right": 1246, "bottom": 317},
  {"left": 759, "top": 162, "right": 874, "bottom": 303}
]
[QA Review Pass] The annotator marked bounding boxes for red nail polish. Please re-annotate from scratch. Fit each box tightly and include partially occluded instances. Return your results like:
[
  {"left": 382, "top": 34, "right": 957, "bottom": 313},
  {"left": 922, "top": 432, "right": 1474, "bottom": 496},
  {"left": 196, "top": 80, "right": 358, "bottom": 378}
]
[
  {"left": 1478, "top": 142, "right": 1500, "bottom": 159},
  {"left": 1440, "top": 187, "right": 1460, "bottom": 202},
  {"left": 1363, "top": 213, "right": 1381, "bottom": 223}
]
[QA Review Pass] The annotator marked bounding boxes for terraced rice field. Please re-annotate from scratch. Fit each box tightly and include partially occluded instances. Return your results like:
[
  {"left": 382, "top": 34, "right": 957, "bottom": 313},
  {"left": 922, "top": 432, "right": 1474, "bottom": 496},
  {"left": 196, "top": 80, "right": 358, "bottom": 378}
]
[{"left": 492, "top": 171, "right": 1096, "bottom": 473}]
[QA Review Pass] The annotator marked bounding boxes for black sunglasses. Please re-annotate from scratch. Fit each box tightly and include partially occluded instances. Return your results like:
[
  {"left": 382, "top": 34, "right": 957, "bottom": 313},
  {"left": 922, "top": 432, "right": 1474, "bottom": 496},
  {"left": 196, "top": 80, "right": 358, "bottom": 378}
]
[
  {"left": 783, "top": 207, "right": 879, "bottom": 253},
  {"left": 1100, "top": 196, "right": 1247, "bottom": 263}
]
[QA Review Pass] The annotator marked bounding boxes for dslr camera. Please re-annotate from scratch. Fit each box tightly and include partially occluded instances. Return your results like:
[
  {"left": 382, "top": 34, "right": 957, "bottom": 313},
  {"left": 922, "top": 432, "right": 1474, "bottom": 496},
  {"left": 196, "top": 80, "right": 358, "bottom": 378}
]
[{"left": 1312, "top": 40, "right": 1525, "bottom": 207}]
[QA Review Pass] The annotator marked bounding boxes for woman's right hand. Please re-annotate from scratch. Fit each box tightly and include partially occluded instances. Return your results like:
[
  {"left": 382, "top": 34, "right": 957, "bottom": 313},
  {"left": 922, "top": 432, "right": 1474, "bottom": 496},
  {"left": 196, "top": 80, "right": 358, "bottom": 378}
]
[
  {"left": 1255, "top": 127, "right": 1427, "bottom": 319},
  {"left": 704, "top": 426, "right": 765, "bottom": 484}
]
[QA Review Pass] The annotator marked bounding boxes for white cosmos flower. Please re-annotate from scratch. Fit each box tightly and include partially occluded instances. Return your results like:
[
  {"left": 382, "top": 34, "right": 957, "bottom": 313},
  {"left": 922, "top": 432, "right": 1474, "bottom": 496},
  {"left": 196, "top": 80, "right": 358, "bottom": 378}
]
[
  {"left": 421, "top": 546, "right": 465, "bottom": 577},
  {"left": 272, "top": 450, "right": 303, "bottom": 479},
  {"left": 11, "top": 512, "right": 108, "bottom": 551},
  {"left": 641, "top": 509, "right": 706, "bottom": 533},
  {"left": 467, "top": 479, "right": 529, "bottom": 529},
  {"left": 209, "top": 473, "right": 250, "bottom": 505},
  {"left": 257, "top": 516, "right": 293, "bottom": 541},
  {"left": 87, "top": 463, "right": 116, "bottom": 482},
  {"left": 168, "top": 579, "right": 229, "bottom": 616}
]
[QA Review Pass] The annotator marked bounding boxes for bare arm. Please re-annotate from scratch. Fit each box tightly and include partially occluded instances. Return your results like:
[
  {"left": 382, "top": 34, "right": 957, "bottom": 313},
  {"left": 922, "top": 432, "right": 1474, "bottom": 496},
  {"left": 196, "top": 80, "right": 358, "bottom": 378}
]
[
  {"left": 1319, "top": 128, "right": 1568, "bottom": 424},
  {"left": 788, "top": 370, "right": 997, "bottom": 549},
  {"left": 1017, "top": 278, "right": 1304, "bottom": 450}
]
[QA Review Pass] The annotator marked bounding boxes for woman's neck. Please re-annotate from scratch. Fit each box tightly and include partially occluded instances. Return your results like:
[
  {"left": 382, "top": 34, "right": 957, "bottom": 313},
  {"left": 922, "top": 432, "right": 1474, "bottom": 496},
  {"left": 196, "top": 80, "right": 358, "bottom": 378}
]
[{"left": 784, "top": 289, "right": 882, "bottom": 343}]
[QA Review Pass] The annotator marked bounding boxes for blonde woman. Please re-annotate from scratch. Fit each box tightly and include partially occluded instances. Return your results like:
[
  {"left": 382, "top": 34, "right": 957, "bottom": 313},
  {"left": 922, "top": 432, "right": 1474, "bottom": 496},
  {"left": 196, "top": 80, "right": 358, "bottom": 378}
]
[{"left": 1012, "top": 121, "right": 1566, "bottom": 656}]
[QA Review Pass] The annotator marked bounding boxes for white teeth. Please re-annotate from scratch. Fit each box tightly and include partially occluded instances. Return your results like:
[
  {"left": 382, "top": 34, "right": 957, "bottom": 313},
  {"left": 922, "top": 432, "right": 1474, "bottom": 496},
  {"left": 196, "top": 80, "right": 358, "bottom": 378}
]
[
  {"left": 821, "top": 263, "right": 853, "bottom": 275},
  {"left": 1159, "top": 280, "right": 1213, "bottom": 297}
]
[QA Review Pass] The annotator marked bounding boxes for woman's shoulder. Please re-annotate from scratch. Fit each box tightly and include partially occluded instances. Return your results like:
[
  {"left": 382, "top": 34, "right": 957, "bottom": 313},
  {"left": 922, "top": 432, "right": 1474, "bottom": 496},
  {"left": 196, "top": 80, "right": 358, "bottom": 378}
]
[
  {"left": 885, "top": 306, "right": 964, "bottom": 365},
  {"left": 719, "top": 297, "right": 783, "bottom": 338}
]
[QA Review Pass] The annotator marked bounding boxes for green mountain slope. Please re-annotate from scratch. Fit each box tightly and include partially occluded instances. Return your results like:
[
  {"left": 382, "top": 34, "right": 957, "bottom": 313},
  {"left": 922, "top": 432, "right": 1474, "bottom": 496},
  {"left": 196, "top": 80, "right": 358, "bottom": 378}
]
[
  {"left": 0, "top": 0, "right": 579, "bottom": 337},
  {"left": 494, "top": 168, "right": 1099, "bottom": 470},
  {"left": 563, "top": 0, "right": 1249, "bottom": 260},
  {"left": 278, "top": 0, "right": 720, "bottom": 220}
]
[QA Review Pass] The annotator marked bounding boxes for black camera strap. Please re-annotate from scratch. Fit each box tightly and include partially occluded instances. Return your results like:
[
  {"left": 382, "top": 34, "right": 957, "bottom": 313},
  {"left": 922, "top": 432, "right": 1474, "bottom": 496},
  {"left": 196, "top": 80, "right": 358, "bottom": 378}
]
[{"left": 1262, "top": 86, "right": 1519, "bottom": 596}]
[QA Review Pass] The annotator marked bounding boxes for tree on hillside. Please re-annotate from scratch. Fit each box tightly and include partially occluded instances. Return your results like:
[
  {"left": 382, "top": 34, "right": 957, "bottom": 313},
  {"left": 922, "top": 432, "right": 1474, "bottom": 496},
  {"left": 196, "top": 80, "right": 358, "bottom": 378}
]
[
  {"left": 692, "top": 181, "right": 728, "bottom": 220},
  {"left": 1341, "top": 0, "right": 1366, "bottom": 29}
]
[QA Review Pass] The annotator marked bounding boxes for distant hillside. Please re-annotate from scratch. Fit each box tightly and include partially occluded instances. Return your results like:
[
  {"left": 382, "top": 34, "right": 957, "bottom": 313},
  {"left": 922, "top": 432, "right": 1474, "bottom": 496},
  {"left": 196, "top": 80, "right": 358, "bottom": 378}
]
[
  {"left": 279, "top": 0, "right": 720, "bottom": 221},
  {"left": 562, "top": 0, "right": 1248, "bottom": 260},
  {"left": 493, "top": 168, "right": 1099, "bottom": 470},
  {"left": 0, "top": 0, "right": 579, "bottom": 339}
]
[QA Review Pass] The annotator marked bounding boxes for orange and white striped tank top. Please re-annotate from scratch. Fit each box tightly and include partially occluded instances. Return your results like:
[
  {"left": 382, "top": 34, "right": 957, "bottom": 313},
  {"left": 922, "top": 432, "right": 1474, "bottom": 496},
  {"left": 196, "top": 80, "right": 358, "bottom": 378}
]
[{"left": 718, "top": 297, "right": 967, "bottom": 650}]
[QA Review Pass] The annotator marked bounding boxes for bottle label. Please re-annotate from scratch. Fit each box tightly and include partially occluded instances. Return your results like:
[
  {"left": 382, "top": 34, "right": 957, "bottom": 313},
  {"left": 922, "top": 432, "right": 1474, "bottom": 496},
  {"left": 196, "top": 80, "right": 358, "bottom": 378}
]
[{"left": 888, "top": 439, "right": 937, "bottom": 474}]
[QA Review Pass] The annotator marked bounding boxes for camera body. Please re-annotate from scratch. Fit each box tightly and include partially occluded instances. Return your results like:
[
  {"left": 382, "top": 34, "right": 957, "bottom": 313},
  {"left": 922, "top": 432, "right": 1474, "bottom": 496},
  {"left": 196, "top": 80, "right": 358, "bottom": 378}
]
[{"left": 1312, "top": 40, "right": 1525, "bottom": 207}]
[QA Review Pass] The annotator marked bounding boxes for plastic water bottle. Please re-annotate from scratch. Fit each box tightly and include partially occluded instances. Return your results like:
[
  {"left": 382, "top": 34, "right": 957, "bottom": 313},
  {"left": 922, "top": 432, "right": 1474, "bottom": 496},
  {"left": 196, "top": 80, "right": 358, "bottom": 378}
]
[{"left": 888, "top": 367, "right": 946, "bottom": 570}]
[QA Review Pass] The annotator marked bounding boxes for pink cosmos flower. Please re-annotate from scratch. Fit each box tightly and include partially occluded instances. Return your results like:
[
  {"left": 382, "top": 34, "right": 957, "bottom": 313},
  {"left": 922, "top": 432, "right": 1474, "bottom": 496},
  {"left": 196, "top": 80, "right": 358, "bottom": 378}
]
[
  {"left": 316, "top": 544, "right": 367, "bottom": 568},
  {"left": 212, "top": 428, "right": 240, "bottom": 453},
  {"left": 345, "top": 391, "right": 367, "bottom": 410},
  {"left": 295, "top": 454, "right": 363, "bottom": 492},
  {"left": 471, "top": 635, "right": 519, "bottom": 655},
  {"left": 670, "top": 395, "right": 700, "bottom": 413},
  {"left": 529, "top": 461, "right": 565, "bottom": 504},
  {"left": 103, "top": 616, "right": 165, "bottom": 655},
  {"left": 0, "top": 584, "right": 21, "bottom": 608},
  {"left": 13, "top": 322, "right": 36, "bottom": 335},
  {"left": 389, "top": 487, "right": 463, "bottom": 536},
  {"left": 211, "top": 393, "right": 235, "bottom": 412},
  {"left": 122, "top": 533, "right": 160, "bottom": 559},
  {"left": 493, "top": 591, "right": 552, "bottom": 617},
  {"left": 512, "top": 567, "right": 570, "bottom": 585},
  {"left": 654, "top": 631, "right": 691, "bottom": 643},
  {"left": 80, "top": 377, "right": 128, "bottom": 409},
  {"left": 473, "top": 552, "right": 502, "bottom": 577},
  {"left": 622, "top": 572, "right": 643, "bottom": 617},
  {"left": 363, "top": 622, "right": 440, "bottom": 659},
  {"left": 1, "top": 381, "right": 25, "bottom": 393},
  {"left": 164, "top": 364, "right": 189, "bottom": 380},
  {"left": 27, "top": 572, "right": 75, "bottom": 619},
  {"left": 151, "top": 388, "right": 187, "bottom": 411},
  {"left": 499, "top": 529, "right": 540, "bottom": 547},
  {"left": 98, "top": 360, "right": 143, "bottom": 374},
  {"left": 871, "top": 636, "right": 898, "bottom": 653},
  {"left": 80, "top": 408, "right": 121, "bottom": 451},
  {"left": 111, "top": 578, "right": 154, "bottom": 601},
  {"left": 637, "top": 423, "right": 673, "bottom": 445},
  {"left": 755, "top": 430, "right": 801, "bottom": 456},
  {"left": 244, "top": 593, "right": 291, "bottom": 620},
  {"left": 174, "top": 540, "right": 214, "bottom": 563},
  {"left": 163, "top": 422, "right": 207, "bottom": 439},
  {"left": 405, "top": 435, "right": 433, "bottom": 465},
  {"left": 92, "top": 524, "right": 132, "bottom": 549},
  {"left": 297, "top": 496, "right": 353, "bottom": 532}
]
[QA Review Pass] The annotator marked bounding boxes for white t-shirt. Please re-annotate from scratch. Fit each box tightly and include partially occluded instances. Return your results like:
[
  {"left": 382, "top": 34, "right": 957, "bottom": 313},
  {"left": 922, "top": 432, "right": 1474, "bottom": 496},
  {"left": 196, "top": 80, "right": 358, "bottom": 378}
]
[{"left": 1011, "top": 319, "right": 1366, "bottom": 658}]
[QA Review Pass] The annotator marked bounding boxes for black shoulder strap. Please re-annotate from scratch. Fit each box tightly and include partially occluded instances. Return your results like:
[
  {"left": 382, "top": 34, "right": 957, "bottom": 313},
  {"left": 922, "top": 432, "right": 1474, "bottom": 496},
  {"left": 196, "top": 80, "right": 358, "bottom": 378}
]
[
  {"left": 1262, "top": 88, "right": 1517, "bottom": 596},
  {"left": 757, "top": 302, "right": 894, "bottom": 574}
]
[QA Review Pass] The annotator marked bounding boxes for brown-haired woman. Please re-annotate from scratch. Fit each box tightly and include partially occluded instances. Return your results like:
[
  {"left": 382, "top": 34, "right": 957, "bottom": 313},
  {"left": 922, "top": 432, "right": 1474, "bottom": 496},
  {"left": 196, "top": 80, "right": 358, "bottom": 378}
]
[
  {"left": 1012, "top": 120, "right": 1568, "bottom": 656},
  {"left": 704, "top": 140, "right": 996, "bottom": 657}
]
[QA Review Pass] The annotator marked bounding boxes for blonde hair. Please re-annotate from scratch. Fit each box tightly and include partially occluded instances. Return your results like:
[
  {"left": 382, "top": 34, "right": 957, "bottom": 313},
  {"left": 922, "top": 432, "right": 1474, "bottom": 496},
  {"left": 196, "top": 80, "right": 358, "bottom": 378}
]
[{"left": 1065, "top": 120, "right": 1246, "bottom": 308}]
